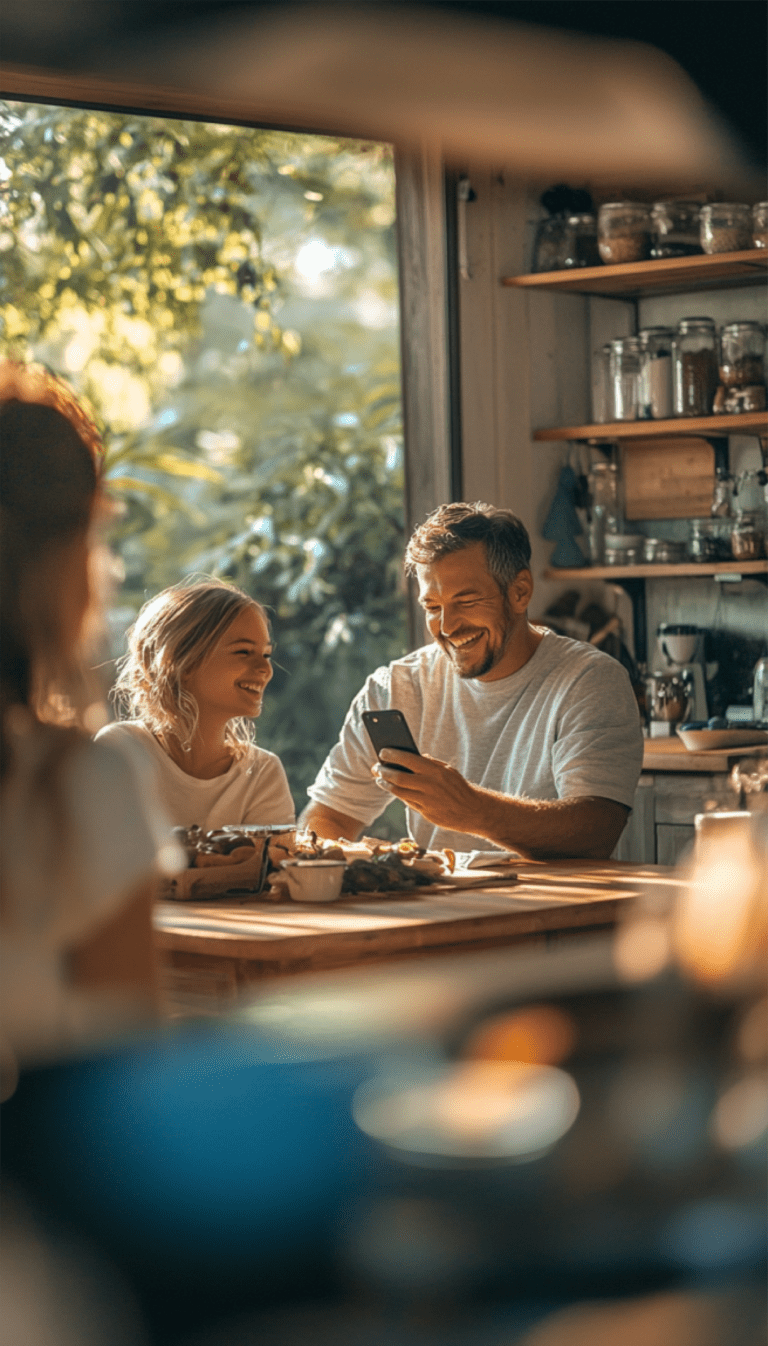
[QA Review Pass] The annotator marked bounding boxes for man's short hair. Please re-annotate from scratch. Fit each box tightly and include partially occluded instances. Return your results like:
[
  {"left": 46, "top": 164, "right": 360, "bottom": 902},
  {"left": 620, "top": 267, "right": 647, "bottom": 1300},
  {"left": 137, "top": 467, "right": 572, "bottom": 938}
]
[{"left": 404, "top": 501, "right": 532, "bottom": 590}]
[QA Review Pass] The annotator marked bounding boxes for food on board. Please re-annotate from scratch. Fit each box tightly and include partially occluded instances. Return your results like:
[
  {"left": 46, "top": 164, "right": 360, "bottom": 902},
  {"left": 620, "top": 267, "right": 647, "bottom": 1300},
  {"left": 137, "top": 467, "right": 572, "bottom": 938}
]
[{"left": 162, "top": 826, "right": 457, "bottom": 900}]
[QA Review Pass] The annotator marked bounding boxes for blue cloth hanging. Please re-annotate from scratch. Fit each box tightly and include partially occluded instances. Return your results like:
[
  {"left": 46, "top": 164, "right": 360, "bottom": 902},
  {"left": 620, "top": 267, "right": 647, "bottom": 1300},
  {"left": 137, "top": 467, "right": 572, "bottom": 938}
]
[{"left": 541, "top": 464, "right": 586, "bottom": 567}]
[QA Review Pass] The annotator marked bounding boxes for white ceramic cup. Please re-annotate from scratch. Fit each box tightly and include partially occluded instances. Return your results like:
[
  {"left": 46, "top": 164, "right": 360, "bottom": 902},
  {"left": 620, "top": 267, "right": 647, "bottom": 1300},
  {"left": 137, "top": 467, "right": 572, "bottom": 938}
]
[{"left": 281, "top": 859, "right": 346, "bottom": 903}]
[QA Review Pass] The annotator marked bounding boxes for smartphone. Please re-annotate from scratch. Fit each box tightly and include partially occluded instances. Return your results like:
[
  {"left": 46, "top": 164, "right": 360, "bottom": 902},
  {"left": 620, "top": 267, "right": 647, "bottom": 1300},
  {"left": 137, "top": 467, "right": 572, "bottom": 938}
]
[{"left": 362, "top": 709, "right": 420, "bottom": 773}]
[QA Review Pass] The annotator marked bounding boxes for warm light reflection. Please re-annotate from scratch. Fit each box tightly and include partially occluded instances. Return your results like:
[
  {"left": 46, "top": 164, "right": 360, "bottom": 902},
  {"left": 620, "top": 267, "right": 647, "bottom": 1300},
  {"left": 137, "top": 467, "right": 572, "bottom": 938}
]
[
  {"left": 614, "top": 917, "right": 672, "bottom": 983},
  {"left": 674, "top": 813, "right": 767, "bottom": 985},
  {"left": 710, "top": 1074, "right": 768, "bottom": 1151},
  {"left": 463, "top": 1005, "right": 577, "bottom": 1066},
  {"left": 352, "top": 1060, "right": 580, "bottom": 1161}
]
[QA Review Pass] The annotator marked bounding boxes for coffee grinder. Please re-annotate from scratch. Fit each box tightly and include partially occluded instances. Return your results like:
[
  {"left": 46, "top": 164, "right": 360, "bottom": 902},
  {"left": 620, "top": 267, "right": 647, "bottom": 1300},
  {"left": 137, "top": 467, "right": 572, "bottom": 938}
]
[{"left": 654, "top": 623, "right": 709, "bottom": 723}]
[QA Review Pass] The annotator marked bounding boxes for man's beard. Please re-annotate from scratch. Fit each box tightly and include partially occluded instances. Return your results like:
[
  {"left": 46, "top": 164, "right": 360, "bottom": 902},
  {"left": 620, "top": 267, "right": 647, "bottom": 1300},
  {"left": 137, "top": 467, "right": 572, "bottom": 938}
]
[{"left": 440, "top": 592, "right": 514, "bottom": 680}]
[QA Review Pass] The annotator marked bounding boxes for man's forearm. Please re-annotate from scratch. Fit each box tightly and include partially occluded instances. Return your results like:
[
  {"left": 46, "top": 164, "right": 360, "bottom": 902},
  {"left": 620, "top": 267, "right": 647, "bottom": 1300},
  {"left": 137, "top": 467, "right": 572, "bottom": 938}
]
[
  {"left": 459, "top": 787, "right": 629, "bottom": 860},
  {"left": 298, "top": 801, "right": 366, "bottom": 842}
]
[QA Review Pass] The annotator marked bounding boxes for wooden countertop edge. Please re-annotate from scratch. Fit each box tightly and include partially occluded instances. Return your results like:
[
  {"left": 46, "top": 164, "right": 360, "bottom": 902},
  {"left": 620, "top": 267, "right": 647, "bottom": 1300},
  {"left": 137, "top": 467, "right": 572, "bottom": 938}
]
[{"left": 153, "top": 894, "right": 631, "bottom": 960}]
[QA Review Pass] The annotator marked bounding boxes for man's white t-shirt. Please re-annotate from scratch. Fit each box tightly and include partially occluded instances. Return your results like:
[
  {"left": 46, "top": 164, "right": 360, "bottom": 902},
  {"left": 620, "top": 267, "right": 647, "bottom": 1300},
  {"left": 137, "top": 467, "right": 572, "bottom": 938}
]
[
  {"left": 307, "top": 628, "right": 644, "bottom": 851},
  {"left": 97, "top": 721, "right": 295, "bottom": 831}
]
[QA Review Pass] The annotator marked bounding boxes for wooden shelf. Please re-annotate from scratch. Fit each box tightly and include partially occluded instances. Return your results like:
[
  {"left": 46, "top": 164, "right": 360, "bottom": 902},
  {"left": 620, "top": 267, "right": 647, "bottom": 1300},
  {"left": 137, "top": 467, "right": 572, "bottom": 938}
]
[
  {"left": 533, "top": 411, "right": 768, "bottom": 442},
  {"left": 503, "top": 250, "right": 768, "bottom": 298},
  {"left": 543, "top": 560, "right": 768, "bottom": 581}
]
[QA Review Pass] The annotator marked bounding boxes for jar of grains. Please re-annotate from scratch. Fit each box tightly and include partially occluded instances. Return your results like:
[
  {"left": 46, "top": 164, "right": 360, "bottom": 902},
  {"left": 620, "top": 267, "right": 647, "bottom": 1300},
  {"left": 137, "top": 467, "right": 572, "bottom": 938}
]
[
  {"left": 673, "top": 317, "right": 718, "bottom": 416},
  {"left": 561, "top": 214, "right": 601, "bottom": 268},
  {"left": 753, "top": 202, "right": 768, "bottom": 249},
  {"left": 597, "top": 202, "right": 652, "bottom": 264},
  {"left": 719, "top": 321, "right": 766, "bottom": 388},
  {"left": 610, "top": 337, "right": 641, "bottom": 420},
  {"left": 731, "top": 510, "right": 765, "bottom": 561},
  {"left": 700, "top": 203, "right": 752, "bottom": 254},
  {"left": 638, "top": 327, "right": 674, "bottom": 418},
  {"left": 650, "top": 200, "right": 702, "bottom": 257}
]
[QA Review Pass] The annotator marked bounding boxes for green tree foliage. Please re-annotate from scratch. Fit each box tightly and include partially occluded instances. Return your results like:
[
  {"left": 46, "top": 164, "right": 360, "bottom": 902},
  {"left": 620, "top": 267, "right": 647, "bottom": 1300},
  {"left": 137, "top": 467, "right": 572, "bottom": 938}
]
[{"left": 1, "top": 102, "right": 408, "bottom": 824}]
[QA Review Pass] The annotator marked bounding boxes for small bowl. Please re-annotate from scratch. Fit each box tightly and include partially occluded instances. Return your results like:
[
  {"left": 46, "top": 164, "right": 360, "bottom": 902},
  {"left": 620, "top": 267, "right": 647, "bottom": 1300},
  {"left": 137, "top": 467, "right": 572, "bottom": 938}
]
[{"left": 280, "top": 859, "right": 346, "bottom": 903}]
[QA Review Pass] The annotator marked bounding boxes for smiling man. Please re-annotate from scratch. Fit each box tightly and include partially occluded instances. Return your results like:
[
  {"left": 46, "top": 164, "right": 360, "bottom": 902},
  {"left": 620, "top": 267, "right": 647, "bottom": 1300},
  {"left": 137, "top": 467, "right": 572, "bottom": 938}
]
[{"left": 302, "top": 502, "right": 643, "bottom": 859}]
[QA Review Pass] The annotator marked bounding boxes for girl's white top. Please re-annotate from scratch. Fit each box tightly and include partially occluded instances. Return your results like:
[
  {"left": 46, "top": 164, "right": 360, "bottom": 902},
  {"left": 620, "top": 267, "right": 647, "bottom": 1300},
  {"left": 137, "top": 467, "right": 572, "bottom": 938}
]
[{"left": 96, "top": 720, "right": 295, "bottom": 831}]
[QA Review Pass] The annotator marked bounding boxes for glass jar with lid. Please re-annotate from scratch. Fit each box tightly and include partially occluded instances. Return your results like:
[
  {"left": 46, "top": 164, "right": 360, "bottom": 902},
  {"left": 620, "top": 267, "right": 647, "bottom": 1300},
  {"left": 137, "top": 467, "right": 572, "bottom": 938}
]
[
  {"left": 719, "top": 321, "right": 766, "bottom": 388},
  {"left": 650, "top": 200, "right": 702, "bottom": 257},
  {"left": 637, "top": 327, "right": 673, "bottom": 419},
  {"left": 731, "top": 510, "right": 765, "bottom": 561},
  {"left": 753, "top": 202, "right": 768, "bottom": 249},
  {"left": 597, "top": 202, "right": 652, "bottom": 264},
  {"left": 561, "top": 214, "right": 601, "bottom": 268},
  {"left": 688, "top": 517, "right": 731, "bottom": 562},
  {"left": 700, "top": 203, "right": 752, "bottom": 254},
  {"left": 672, "top": 317, "right": 718, "bottom": 416},
  {"left": 610, "top": 337, "right": 641, "bottom": 421},
  {"left": 531, "top": 216, "right": 570, "bottom": 272}
]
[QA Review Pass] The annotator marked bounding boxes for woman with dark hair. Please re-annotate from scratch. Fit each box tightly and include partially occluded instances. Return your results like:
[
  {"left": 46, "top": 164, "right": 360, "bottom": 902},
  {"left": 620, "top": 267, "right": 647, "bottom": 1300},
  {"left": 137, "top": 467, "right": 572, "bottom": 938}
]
[{"left": 0, "top": 361, "right": 179, "bottom": 1097}]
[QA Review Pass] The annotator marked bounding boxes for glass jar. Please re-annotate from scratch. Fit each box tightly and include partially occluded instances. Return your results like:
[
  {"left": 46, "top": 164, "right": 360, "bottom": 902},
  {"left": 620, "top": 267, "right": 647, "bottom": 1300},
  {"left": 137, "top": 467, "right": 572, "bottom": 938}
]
[
  {"left": 672, "top": 317, "right": 718, "bottom": 416},
  {"left": 700, "top": 203, "right": 752, "bottom": 254},
  {"left": 561, "top": 213, "right": 601, "bottom": 268},
  {"left": 719, "top": 321, "right": 766, "bottom": 388},
  {"left": 597, "top": 202, "right": 652, "bottom": 265},
  {"left": 637, "top": 327, "right": 673, "bottom": 418},
  {"left": 591, "top": 344, "right": 612, "bottom": 423},
  {"left": 730, "top": 510, "right": 765, "bottom": 561},
  {"left": 688, "top": 517, "right": 732, "bottom": 562},
  {"left": 753, "top": 202, "right": 768, "bottom": 250},
  {"left": 610, "top": 337, "right": 641, "bottom": 420},
  {"left": 532, "top": 216, "right": 570, "bottom": 272},
  {"left": 650, "top": 200, "right": 702, "bottom": 258}
]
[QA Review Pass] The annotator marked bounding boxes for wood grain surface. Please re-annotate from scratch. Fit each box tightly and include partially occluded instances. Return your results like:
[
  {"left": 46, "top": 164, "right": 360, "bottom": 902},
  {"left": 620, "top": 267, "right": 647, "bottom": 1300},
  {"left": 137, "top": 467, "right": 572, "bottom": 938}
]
[{"left": 154, "top": 861, "right": 674, "bottom": 1010}]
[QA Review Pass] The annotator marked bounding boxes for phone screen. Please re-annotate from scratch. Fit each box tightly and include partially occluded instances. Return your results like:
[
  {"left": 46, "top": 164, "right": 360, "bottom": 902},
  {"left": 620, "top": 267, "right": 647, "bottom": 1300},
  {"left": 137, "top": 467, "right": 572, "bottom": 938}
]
[{"left": 362, "top": 709, "right": 420, "bottom": 773}]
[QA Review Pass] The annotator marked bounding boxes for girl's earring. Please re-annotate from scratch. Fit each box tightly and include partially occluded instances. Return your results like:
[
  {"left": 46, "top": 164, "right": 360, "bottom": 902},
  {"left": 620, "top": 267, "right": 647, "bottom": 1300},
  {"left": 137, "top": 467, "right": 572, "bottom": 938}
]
[{"left": 182, "top": 740, "right": 192, "bottom": 753}]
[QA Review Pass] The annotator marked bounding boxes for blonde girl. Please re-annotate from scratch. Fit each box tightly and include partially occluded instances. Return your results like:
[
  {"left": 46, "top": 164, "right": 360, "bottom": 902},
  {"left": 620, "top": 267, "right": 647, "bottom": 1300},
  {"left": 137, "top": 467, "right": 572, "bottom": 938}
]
[{"left": 99, "top": 579, "right": 295, "bottom": 830}]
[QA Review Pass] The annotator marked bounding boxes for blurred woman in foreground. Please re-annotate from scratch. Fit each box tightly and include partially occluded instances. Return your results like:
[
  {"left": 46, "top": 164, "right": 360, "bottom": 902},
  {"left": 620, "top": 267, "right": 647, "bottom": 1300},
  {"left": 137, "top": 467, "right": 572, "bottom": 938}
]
[{"left": 0, "top": 361, "right": 178, "bottom": 1099}]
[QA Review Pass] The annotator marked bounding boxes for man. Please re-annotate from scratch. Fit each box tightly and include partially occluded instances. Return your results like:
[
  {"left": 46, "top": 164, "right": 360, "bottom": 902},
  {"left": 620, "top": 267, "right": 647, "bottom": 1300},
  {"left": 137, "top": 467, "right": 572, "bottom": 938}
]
[{"left": 302, "top": 502, "right": 643, "bottom": 859}]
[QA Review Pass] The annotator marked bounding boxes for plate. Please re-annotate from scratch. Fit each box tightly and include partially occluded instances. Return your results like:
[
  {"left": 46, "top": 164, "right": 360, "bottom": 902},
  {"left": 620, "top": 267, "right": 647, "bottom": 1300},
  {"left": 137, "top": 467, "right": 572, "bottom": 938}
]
[{"left": 676, "top": 727, "right": 768, "bottom": 752}]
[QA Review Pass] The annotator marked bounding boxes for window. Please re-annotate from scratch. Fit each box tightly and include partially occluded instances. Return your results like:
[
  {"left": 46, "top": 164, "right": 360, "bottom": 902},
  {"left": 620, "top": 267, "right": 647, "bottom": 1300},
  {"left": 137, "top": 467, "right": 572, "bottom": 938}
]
[{"left": 1, "top": 100, "right": 410, "bottom": 820}]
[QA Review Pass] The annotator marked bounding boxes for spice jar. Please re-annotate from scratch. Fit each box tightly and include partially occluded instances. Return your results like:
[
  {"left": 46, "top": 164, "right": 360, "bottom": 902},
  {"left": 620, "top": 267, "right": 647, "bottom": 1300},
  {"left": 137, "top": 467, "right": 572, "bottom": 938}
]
[
  {"left": 591, "top": 344, "right": 612, "bottom": 423},
  {"left": 637, "top": 327, "right": 673, "bottom": 419},
  {"left": 700, "top": 203, "right": 752, "bottom": 254},
  {"left": 753, "top": 202, "right": 768, "bottom": 249},
  {"left": 561, "top": 214, "right": 601, "bottom": 268},
  {"left": 532, "top": 216, "right": 570, "bottom": 272},
  {"left": 731, "top": 510, "right": 765, "bottom": 560},
  {"left": 719, "top": 321, "right": 766, "bottom": 387},
  {"left": 672, "top": 317, "right": 718, "bottom": 416},
  {"left": 610, "top": 337, "right": 641, "bottom": 421},
  {"left": 597, "top": 202, "right": 652, "bottom": 264},
  {"left": 650, "top": 200, "right": 702, "bottom": 258},
  {"left": 688, "top": 517, "right": 732, "bottom": 562}
]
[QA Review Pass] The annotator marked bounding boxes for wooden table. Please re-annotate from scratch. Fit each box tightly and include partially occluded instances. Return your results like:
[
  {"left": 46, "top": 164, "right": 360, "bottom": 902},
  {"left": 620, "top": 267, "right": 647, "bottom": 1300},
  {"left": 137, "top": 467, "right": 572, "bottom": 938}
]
[{"left": 154, "top": 860, "right": 678, "bottom": 1015}]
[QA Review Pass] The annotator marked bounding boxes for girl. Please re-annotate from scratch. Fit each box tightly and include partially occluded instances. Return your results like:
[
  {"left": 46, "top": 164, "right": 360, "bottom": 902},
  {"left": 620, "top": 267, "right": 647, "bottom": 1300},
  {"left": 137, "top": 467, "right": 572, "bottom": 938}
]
[
  {"left": 99, "top": 579, "right": 295, "bottom": 830},
  {"left": 0, "top": 362, "right": 173, "bottom": 1088}
]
